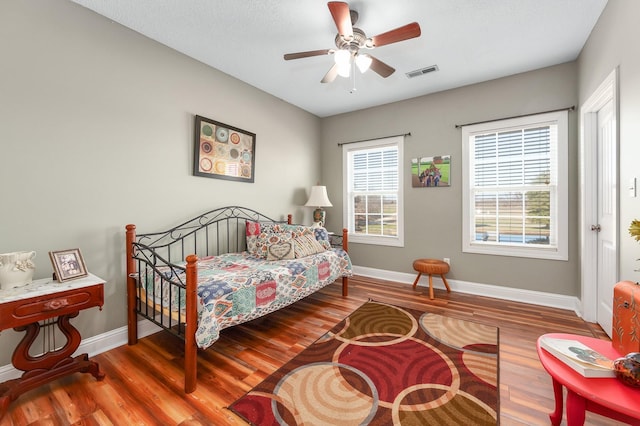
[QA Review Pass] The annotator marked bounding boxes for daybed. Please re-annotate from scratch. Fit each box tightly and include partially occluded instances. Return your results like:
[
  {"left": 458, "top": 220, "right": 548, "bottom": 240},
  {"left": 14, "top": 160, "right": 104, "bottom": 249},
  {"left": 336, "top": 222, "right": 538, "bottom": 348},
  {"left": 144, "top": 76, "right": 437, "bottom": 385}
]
[{"left": 125, "top": 206, "right": 352, "bottom": 392}]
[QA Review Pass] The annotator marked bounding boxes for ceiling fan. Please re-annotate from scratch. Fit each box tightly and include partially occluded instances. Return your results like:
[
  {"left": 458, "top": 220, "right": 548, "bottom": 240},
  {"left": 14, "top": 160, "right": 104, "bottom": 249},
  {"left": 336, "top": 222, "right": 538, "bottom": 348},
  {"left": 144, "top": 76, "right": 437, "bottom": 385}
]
[{"left": 283, "top": 1, "right": 421, "bottom": 83}]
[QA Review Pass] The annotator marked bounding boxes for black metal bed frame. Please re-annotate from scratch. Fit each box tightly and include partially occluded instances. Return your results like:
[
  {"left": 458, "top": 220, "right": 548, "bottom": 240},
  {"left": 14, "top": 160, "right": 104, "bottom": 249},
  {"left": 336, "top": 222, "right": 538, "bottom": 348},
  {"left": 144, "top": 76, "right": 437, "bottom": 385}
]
[
  {"left": 126, "top": 206, "right": 288, "bottom": 340},
  {"left": 125, "top": 205, "right": 349, "bottom": 393}
]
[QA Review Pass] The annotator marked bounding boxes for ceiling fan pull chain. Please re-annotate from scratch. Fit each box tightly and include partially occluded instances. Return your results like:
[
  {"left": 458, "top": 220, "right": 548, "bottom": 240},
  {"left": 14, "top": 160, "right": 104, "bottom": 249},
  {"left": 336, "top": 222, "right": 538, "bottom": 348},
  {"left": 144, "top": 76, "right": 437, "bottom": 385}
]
[{"left": 350, "top": 60, "right": 357, "bottom": 93}]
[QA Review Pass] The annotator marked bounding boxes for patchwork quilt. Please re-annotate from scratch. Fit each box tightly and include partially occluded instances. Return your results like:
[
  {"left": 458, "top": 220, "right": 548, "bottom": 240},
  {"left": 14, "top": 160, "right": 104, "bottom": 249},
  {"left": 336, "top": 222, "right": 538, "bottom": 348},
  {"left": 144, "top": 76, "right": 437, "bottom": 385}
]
[{"left": 143, "top": 248, "right": 352, "bottom": 349}]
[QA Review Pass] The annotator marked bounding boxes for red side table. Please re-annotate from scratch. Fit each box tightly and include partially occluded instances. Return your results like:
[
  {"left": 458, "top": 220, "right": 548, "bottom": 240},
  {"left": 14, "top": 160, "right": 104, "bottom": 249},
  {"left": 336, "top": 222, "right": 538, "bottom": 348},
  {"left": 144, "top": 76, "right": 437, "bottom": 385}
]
[{"left": 537, "top": 333, "right": 640, "bottom": 425}]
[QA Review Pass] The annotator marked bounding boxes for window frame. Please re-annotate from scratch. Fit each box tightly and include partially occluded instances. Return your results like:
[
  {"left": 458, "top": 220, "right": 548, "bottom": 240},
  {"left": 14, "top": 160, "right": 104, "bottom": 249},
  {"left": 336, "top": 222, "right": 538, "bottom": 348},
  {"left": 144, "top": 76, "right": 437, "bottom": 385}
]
[
  {"left": 342, "top": 135, "right": 404, "bottom": 247},
  {"left": 461, "top": 111, "right": 568, "bottom": 261}
]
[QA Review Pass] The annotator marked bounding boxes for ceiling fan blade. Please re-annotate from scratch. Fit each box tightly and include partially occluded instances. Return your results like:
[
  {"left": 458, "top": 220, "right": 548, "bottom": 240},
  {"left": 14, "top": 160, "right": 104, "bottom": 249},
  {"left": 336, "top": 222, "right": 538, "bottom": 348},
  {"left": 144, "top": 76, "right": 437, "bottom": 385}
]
[
  {"left": 321, "top": 64, "right": 339, "bottom": 83},
  {"left": 369, "top": 55, "right": 395, "bottom": 78},
  {"left": 370, "top": 22, "right": 421, "bottom": 47},
  {"left": 328, "top": 1, "right": 353, "bottom": 39},
  {"left": 284, "top": 49, "right": 332, "bottom": 60}
]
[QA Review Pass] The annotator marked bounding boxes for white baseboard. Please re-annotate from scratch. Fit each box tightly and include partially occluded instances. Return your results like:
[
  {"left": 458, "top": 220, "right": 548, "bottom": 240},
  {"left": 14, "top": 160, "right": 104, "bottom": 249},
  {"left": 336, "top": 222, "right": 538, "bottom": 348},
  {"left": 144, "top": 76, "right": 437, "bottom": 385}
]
[
  {"left": 352, "top": 265, "right": 582, "bottom": 314},
  {"left": 0, "top": 267, "right": 581, "bottom": 382},
  {"left": 0, "top": 319, "right": 161, "bottom": 383}
]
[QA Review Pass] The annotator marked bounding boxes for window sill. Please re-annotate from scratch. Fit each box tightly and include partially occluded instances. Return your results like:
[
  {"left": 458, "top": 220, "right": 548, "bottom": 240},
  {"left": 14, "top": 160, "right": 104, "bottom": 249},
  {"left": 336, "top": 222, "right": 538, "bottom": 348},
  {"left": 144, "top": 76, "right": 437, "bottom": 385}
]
[
  {"left": 349, "top": 234, "right": 404, "bottom": 247},
  {"left": 463, "top": 242, "right": 567, "bottom": 261}
]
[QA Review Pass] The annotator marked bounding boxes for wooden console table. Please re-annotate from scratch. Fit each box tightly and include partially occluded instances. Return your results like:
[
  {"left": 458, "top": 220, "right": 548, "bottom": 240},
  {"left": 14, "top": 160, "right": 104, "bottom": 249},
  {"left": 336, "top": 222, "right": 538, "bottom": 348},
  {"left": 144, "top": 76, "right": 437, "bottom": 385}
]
[{"left": 0, "top": 273, "right": 106, "bottom": 418}]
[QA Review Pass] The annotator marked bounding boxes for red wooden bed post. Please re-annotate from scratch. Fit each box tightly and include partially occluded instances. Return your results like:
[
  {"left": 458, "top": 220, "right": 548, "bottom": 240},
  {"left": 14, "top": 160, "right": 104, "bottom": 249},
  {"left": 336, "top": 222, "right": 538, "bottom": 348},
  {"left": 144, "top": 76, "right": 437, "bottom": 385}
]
[
  {"left": 342, "top": 228, "right": 349, "bottom": 297},
  {"left": 125, "top": 224, "right": 138, "bottom": 345},
  {"left": 287, "top": 214, "right": 292, "bottom": 224},
  {"left": 184, "top": 254, "right": 199, "bottom": 393}
]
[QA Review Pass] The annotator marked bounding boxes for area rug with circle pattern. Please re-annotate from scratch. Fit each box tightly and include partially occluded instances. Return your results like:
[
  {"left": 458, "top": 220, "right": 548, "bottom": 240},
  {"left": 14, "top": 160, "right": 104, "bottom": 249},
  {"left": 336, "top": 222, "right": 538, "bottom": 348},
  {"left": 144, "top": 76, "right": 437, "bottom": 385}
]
[{"left": 229, "top": 300, "right": 499, "bottom": 425}]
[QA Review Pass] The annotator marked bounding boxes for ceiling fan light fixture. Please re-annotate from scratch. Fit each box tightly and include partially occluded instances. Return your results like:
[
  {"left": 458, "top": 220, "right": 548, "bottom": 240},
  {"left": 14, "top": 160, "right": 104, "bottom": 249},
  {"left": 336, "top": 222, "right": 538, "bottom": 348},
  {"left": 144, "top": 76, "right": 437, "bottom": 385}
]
[
  {"left": 355, "top": 54, "right": 372, "bottom": 73},
  {"left": 283, "top": 2, "right": 421, "bottom": 84},
  {"left": 337, "top": 62, "right": 351, "bottom": 78},
  {"left": 334, "top": 49, "right": 351, "bottom": 65}
]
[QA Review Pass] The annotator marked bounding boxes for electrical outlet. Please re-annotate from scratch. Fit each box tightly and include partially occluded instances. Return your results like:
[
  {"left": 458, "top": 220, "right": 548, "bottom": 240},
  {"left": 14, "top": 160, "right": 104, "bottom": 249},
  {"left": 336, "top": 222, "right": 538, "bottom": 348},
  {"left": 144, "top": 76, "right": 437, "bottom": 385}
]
[{"left": 443, "top": 257, "right": 450, "bottom": 265}]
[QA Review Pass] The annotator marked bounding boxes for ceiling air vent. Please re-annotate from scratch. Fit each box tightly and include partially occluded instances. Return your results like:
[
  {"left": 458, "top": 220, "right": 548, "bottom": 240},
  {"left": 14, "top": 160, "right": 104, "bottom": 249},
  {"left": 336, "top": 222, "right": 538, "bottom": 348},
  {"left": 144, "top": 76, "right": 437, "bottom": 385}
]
[{"left": 406, "top": 65, "right": 439, "bottom": 79}]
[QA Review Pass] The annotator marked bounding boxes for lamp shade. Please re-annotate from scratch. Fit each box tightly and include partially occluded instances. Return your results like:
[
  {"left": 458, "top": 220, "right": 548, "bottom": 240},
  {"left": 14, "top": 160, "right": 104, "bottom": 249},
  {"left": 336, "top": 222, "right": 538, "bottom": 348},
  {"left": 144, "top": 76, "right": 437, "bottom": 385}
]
[{"left": 304, "top": 186, "right": 333, "bottom": 207}]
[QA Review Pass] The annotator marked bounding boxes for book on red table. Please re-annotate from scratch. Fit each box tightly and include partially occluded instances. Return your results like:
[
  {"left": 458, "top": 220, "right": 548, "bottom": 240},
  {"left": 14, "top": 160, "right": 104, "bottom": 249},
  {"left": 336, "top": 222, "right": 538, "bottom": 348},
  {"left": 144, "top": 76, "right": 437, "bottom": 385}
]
[{"left": 539, "top": 335, "right": 616, "bottom": 378}]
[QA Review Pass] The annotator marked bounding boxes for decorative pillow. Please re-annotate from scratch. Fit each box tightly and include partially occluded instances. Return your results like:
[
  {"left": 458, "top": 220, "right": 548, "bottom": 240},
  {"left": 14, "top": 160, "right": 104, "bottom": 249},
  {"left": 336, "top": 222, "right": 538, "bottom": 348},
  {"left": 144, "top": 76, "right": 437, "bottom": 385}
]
[
  {"left": 313, "top": 227, "right": 332, "bottom": 250},
  {"left": 246, "top": 220, "right": 284, "bottom": 255},
  {"left": 280, "top": 224, "right": 314, "bottom": 239},
  {"left": 247, "top": 221, "right": 332, "bottom": 254},
  {"left": 294, "top": 233, "right": 326, "bottom": 258},
  {"left": 246, "top": 220, "right": 262, "bottom": 255},
  {"left": 280, "top": 223, "right": 334, "bottom": 249},
  {"left": 255, "top": 232, "right": 292, "bottom": 259},
  {"left": 266, "top": 241, "right": 295, "bottom": 261}
]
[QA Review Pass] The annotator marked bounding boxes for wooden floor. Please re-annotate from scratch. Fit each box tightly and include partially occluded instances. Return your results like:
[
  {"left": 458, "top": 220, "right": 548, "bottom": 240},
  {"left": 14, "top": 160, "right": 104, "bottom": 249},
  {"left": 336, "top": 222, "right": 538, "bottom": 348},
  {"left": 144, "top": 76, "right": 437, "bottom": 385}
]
[{"left": 0, "top": 275, "right": 627, "bottom": 426}]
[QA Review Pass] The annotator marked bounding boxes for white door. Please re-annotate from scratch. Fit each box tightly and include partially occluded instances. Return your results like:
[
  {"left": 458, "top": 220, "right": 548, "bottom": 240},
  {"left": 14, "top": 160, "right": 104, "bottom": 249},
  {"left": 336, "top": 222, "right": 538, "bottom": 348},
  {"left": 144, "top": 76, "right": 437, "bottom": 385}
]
[
  {"left": 595, "top": 98, "right": 617, "bottom": 337},
  {"left": 581, "top": 69, "right": 617, "bottom": 333}
]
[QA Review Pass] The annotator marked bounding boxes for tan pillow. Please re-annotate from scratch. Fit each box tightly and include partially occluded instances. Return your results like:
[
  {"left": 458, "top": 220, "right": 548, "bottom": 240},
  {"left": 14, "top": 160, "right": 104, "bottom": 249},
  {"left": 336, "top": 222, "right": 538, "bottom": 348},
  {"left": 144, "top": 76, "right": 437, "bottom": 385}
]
[{"left": 294, "top": 234, "right": 326, "bottom": 258}]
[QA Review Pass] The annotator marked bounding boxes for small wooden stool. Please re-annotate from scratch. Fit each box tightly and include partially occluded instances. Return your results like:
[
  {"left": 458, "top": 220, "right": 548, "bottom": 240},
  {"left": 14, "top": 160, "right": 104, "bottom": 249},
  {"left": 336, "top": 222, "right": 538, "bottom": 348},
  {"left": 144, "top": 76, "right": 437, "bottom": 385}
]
[{"left": 412, "top": 259, "right": 451, "bottom": 300}]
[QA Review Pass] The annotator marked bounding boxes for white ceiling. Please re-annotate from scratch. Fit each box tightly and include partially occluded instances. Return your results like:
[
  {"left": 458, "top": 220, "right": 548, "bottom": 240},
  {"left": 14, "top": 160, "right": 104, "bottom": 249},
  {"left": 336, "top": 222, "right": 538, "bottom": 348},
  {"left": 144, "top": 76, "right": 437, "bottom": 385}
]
[{"left": 70, "top": 0, "right": 608, "bottom": 118}]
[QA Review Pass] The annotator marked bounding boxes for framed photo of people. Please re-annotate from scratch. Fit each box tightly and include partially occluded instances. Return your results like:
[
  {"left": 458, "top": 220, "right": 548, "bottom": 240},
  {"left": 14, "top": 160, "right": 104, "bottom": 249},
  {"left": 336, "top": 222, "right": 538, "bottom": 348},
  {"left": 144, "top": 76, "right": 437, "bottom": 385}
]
[
  {"left": 411, "top": 155, "right": 451, "bottom": 188},
  {"left": 49, "top": 248, "right": 88, "bottom": 282}
]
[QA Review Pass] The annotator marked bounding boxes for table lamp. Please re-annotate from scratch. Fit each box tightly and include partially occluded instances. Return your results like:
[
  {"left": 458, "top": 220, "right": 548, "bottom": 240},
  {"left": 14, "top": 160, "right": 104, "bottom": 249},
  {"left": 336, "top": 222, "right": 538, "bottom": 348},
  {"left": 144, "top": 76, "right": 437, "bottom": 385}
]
[{"left": 304, "top": 185, "right": 332, "bottom": 227}]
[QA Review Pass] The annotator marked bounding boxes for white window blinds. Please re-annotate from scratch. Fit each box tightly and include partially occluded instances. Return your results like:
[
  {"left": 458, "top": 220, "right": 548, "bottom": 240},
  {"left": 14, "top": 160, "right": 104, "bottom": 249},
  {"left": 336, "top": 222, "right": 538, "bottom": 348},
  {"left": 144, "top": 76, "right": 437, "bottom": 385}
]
[
  {"left": 462, "top": 111, "right": 568, "bottom": 260},
  {"left": 343, "top": 135, "right": 404, "bottom": 247}
]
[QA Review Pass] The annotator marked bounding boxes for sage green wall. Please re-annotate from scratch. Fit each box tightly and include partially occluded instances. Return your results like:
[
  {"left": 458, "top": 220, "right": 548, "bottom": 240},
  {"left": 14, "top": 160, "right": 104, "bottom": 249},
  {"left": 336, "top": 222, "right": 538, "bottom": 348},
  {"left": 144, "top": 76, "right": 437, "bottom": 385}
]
[
  {"left": 320, "top": 62, "right": 581, "bottom": 295},
  {"left": 0, "top": 0, "right": 321, "bottom": 366},
  {"left": 578, "top": 0, "right": 640, "bottom": 282}
]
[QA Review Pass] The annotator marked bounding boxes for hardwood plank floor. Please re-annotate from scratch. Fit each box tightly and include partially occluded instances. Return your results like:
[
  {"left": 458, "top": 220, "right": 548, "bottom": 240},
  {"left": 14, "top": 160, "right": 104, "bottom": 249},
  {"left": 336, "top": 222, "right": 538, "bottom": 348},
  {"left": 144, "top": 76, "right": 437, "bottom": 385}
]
[{"left": 0, "top": 276, "right": 628, "bottom": 425}]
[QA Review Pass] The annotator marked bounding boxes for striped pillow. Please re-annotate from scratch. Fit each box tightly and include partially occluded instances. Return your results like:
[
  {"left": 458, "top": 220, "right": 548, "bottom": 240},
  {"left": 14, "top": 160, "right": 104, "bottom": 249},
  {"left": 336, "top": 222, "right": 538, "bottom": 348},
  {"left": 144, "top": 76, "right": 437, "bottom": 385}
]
[{"left": 294, "top": 234, "right": 326, "bottom": 258}]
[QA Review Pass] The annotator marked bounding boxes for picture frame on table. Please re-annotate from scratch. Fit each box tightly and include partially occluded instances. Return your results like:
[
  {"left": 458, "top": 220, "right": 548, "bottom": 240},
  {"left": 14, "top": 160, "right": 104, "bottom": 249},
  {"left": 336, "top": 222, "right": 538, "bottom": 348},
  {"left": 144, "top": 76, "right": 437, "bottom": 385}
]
[
  {"left": 193, "top": 115, "right": 256, "bottom": 183},
  {"left": 49, "top": 248, "right": 88, "bottom": 282}
]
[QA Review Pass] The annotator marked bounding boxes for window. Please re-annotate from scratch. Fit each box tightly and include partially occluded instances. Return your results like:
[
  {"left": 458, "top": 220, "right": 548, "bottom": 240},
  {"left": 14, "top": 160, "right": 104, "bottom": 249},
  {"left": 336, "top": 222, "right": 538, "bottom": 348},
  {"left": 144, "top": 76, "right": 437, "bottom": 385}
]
[
  {"left": 343, "top": 136, "right": 404, "bottom": 247},
  {"left": 461, "top": 111, "right": 568, "bottom": 260}
]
